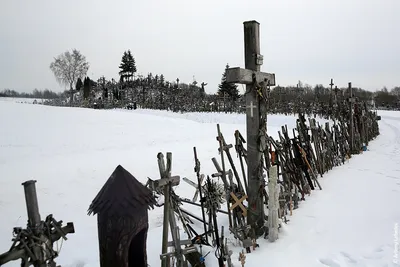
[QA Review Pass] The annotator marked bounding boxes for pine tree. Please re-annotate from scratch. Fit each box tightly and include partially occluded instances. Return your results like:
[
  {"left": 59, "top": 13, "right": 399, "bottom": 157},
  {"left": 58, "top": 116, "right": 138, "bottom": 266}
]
[
  {"left": 126, "top": 50, "right": 137, "bottom": 78},
  {"left": 119, "top": 51, "right": 128, "bottom": 82},
  {"left": 218, "top": 64, "right": 240, "bottom": 101},
  {"left": 83, "top": 77, "right": 91, "bottom": 99},
  {"left": 75, "top": 78, "right": 83, "bottom": 91},
  {"left": 160, "top": 74, "right": 165, "bottom": 86},
  {"left": 119, "top": 50, "right": 137, "bottom": 82}
]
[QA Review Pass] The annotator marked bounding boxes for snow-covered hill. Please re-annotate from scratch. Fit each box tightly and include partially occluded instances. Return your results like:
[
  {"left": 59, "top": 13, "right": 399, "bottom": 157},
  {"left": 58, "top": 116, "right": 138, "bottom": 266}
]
[{"left": 0, "top": 101, "right": 399, "bottom": 267}]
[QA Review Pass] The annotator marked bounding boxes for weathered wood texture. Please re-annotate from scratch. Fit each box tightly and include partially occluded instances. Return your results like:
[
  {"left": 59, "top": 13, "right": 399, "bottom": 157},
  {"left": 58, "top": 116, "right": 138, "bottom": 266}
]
[
  {"left": 225, "top": 67, "right": 276, "bottom": 86},
  {"left": 243, "top": 20, "right": 266, "bottom": 236},
  {"left": 88, "top": 165, "right": 156, "bottom": 267}
]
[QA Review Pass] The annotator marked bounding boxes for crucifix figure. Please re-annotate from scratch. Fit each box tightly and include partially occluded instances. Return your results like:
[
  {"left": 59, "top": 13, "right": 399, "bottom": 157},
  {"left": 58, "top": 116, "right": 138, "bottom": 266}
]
[{"left": 225, "top": 20, "right": 276, "bottom": 238}]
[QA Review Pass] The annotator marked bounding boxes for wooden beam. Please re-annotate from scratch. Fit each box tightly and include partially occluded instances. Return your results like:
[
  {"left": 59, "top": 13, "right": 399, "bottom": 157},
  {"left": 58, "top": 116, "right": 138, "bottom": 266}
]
[
  {"left": 243, "top": 20, "right": 266, "bottom": 238},
  {"left": 225, "top": 67, "right": 276, "bottom": 86}
]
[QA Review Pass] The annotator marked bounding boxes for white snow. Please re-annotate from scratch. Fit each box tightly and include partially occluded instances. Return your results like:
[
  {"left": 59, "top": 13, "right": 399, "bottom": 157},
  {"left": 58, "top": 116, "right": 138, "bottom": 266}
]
[{"left": 0, "top": 98, "right": 399, "bottom": 267}]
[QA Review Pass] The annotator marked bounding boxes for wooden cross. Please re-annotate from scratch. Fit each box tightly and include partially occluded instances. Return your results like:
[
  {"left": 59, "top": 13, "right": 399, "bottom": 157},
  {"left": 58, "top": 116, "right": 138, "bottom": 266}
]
[
  {"left": 182, "top": 175, "right": 204, "bottom": 202},
  {"left": 229, "top": 192, "right": 248, "bottom": 216},
  {"left": 157, "top": 152, "right": 182, "bottom": 267},
  {"left": 160, "top": 226, "right": 197, "bottom": 266},
  {"left": 225, "top": 20, "right": 276, "bottom": 233}
]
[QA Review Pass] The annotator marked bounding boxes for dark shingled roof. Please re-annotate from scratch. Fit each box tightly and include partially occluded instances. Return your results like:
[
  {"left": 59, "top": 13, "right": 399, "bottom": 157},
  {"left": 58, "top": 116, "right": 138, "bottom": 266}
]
[{"left": 88, "top": 165, "right": 156, "bottom": 216}]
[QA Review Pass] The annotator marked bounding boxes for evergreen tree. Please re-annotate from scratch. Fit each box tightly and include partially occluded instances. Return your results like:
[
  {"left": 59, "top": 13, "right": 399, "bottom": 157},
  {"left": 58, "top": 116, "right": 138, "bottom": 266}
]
[
  {"left": 119, "top": 50, "right": 137, "bottom": 82},
  {"left": 160, "top": 74, "right": 165, "bottom": 86},
  {"left": 147, "top": 73, "right": 153, "bottom": 85},
  {"left": 75, "top": 78, "right": 83, "bottom": 91},
  {"left": 119, "top": 51, "right": 128, "bottom": 81},
  {"left": 83, "top": 77, "right": 91, "bottom": 99},
  {"left": 218, "top": 64, "right": 240, "bottom": 101}
]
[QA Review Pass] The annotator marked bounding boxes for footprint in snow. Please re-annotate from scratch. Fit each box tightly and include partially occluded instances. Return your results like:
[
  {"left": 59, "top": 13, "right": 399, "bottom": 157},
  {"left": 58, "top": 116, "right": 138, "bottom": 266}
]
[
  {"left": 319, "top": 258, "right": 341, "bottom": 267},
  {"left": 363, "top": 254, "right": 384, "bottom": 260},
  {"left": 340, "top": 251, "right": 357, "bottom": 264}
]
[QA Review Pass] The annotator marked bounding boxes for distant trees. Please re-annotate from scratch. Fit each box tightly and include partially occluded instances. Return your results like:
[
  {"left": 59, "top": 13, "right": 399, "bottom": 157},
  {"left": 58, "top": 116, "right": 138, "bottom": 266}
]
[
  {"left": 119, "top": 50, "right": 136, "bottom": 82},
  {"left": 49, "top": 49, "right": 90, "bottom": 105},
  {"left": 41, "top": 48, "right": 400, "bottom": 112},
  {"left": 217, "top": 64, "right": 240, "bottom": 101},
  {"left": 374, "top": 87, "right": 397, "bottom": 108},
  {"left": 0, "top": 89, "right": 59, "bottom": 99}
]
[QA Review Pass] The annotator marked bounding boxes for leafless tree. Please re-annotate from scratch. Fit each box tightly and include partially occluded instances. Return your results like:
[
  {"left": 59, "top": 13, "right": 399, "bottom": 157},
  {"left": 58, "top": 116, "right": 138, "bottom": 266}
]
[{"left": 50, "top": 49, "right": 89, "bottom": 106}]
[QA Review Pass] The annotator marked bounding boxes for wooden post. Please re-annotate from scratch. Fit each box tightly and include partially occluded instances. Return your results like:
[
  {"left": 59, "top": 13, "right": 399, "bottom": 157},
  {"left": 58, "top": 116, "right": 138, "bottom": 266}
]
[
  {"left": 158, "top": 152, "right": 174, "bottom": 267},
  {"left": 225, "top": 21, "right": 276, "bottom": 237},
  {"left": 267, "top": 165, "right": 279, "bottom": 242},
  {"left": 22, "top": 180, "right": 41, "bottom": 229}
]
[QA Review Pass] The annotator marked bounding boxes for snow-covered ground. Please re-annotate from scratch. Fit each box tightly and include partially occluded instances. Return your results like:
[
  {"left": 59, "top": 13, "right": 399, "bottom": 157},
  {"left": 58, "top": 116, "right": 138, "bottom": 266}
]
[
  {"left": 0, "top": 99, "right": 399, "bottom": 267},
  {"left": 0, "top": 97, "right": 45, "bottom": 104}
]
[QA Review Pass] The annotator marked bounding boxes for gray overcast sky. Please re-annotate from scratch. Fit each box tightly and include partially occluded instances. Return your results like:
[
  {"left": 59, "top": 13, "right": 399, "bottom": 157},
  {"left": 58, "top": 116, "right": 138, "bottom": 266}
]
[{"left": 1, "top": 0, "right": 399, "bottom": 93}]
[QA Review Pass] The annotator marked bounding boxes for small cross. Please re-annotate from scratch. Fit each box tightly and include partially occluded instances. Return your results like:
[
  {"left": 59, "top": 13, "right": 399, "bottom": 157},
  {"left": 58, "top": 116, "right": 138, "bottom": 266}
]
[
  {"left": 329, "top": 78, "right": 334, "bottom": 89},
  {"left": 246, "top": 101, "right": 257, "bottom": 118},
  {"left": 230, "top": 192, "right": 248, "bottom": 216}
]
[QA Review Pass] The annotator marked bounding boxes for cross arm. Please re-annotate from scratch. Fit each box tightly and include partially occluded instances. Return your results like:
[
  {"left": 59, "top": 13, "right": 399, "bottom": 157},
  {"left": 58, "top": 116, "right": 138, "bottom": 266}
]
[
  {"left": 225, "top": 67, "right": 276, "bottom": 86},
  {"left": 155, "top": 175, "right": 180, "bottom": 187}
]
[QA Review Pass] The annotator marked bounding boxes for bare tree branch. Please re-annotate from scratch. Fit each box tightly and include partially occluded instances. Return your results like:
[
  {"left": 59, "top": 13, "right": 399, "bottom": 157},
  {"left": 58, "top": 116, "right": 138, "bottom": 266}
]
[{"left": 49, "top": 49, "right": 89, "bottom": 106}]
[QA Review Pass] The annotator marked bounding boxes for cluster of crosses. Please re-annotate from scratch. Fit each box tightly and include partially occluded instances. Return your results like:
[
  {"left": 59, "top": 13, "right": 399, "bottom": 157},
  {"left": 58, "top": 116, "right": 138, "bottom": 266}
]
[{"left": 85, "top": 20, "right": 380, "bottom": 267}]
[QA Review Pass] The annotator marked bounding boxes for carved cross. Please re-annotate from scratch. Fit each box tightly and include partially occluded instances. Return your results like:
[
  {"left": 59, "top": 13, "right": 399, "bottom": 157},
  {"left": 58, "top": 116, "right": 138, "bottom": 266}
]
[{"left": 246, "top": 101, "right": 257, "bottom": 118}]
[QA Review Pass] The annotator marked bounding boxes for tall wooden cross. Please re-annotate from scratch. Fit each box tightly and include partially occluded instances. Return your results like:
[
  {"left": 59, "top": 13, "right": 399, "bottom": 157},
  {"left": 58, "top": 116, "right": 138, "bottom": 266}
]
[
  {"left": 155, "top": 152, "right": 181, "bottom": 267},
  {"left": 225, "top": 21, "right": 276, "bottom": 237},
  {"left": 329, "top": 78, "right": 334, "bottom": 100}
]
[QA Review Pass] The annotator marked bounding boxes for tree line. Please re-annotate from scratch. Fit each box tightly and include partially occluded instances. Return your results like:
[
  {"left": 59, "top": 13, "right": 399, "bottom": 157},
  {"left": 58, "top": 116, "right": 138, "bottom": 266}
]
[
  {"left": 5, "top": 48, "right": 399, "bottom": 112},
  {"left": 0, "top": 88, "right": 60, "bottom": 99}
]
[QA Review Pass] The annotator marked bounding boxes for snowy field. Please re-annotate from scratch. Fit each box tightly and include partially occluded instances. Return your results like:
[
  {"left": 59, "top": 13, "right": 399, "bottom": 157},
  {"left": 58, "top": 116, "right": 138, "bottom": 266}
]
[
  {"left": 0, "top": 97, "right": 44, "bottom": 104},
  {"left": 0, "top": 98, "right": 400, "bottom": 267}
]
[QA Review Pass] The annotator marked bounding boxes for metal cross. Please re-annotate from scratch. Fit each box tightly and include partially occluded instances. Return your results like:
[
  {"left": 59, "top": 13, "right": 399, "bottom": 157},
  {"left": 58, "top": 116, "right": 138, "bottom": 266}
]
[{"left": 246, "top": 101, "right": 257, "bottom": 118}]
